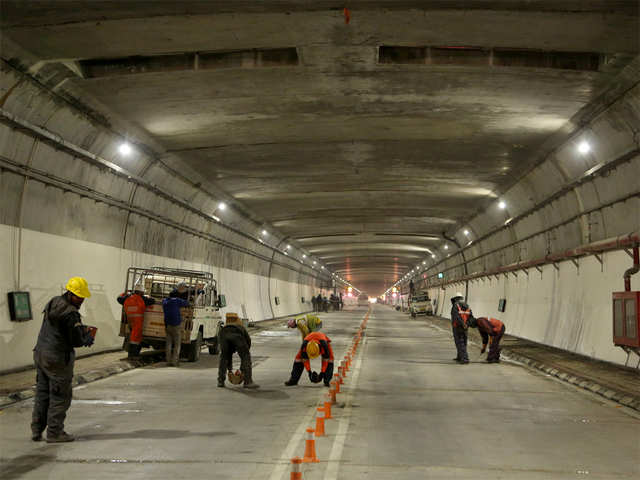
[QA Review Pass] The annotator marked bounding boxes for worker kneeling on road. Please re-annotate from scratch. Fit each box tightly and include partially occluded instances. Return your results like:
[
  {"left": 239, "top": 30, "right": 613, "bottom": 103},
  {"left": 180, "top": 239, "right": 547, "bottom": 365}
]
[
  {"left": 217, "top": 313, "right": 259, "bottom": 389},
  {"left": 287, "top": 314, "right": 322, "bottom": 339},
  {"left": 450, "top": 292, "right": 475, "bottom": 364},
  {"left": 469, "top": 317, "right": 505, "bottom": 363},
  {"left": 285, "top": 331, "right": 334, "bottom": 387},
  {"left": 32, "top": 277, "right": 95, "bottom": 443}
]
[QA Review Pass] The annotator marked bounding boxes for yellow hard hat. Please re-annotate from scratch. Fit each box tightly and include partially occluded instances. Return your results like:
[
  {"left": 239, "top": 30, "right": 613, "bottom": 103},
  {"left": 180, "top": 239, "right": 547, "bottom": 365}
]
[
  {"left": 66, "top": 277, "right": 91, "bottom": 298},
  {"left": 306, "top": 340, "right": 320, "bottom": 359}
]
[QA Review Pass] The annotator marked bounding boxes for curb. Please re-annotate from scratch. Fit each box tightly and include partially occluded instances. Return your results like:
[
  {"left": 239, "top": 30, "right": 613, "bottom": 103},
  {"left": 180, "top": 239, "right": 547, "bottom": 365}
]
[
  {"left": 502, "top": 349, "right": 640, "bottom": 412},
  {"left": 0, "top": 358, "right": 146, "bottom": 409}
]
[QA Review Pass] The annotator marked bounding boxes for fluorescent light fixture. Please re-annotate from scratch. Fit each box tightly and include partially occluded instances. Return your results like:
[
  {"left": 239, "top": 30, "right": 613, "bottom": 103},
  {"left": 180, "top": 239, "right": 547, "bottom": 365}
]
[
  {"left": 498, "top": 201, "right": 506, "bottom": 209},
  {"left": 212, "top": 215, "right": 221, "bottom": 222},
  {"left": 578, "top": 141, "right": 591, "bottom": 154},
  {"left": 302, "top": 254, "right": 307, "bottom": 258},
  {"left": 118, "top": 142, "right": 132, "bottom": 156}
]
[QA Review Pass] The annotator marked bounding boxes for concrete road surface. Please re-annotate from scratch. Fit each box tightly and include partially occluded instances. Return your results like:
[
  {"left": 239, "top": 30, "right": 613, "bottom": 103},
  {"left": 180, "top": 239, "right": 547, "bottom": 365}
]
[{"left": 1, "top": 305, "right": 638, "bottom": 479}]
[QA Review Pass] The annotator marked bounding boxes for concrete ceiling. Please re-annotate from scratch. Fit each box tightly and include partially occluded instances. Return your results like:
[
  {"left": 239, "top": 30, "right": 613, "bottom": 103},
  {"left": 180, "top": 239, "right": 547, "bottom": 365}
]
[{"left": 1, "top": 1, "right": 638, "bottom": 294}]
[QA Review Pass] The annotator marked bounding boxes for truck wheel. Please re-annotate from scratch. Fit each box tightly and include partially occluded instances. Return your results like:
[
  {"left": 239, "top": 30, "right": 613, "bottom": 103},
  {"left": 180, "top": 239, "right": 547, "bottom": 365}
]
[
  {"left": 187, "top": 330, "right": 203, "bottom": 362},
  {"left": 208, "top": 338, "right": 219, "bottom": 355}
]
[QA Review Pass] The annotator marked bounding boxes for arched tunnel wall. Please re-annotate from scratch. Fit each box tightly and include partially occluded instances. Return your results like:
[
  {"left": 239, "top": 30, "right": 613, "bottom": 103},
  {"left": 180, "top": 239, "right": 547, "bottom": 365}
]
[
  {"left": 412, "top": 60, "right": 640, "bottom": 366},
  {"left": 0, "top": 64, "right": 332, "bottom": 373}
]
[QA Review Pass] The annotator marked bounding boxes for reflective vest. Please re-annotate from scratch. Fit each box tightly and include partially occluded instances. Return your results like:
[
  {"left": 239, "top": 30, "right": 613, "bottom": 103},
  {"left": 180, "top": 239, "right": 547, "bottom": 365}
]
[
  {"left": 456, "top": 304, "right": 471, "bottom": 328},
  {"left": 124, "top": 294, "right": 146, "bottom": 322},
  {"left": 487, "top": 317, "right": 504, "bottom": 335}
]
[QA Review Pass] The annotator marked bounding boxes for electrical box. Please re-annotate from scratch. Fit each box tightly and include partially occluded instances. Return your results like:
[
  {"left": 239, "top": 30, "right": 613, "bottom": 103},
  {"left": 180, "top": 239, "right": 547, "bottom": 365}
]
[
  {"left": 612, "top": 291, "right": 640, "bottom": 347},
  {"left": 498, "top": 298, "right": 507, "bottom": 312},
  {"left": 8, "top": 292, "right": 33, "bottom": 321}
]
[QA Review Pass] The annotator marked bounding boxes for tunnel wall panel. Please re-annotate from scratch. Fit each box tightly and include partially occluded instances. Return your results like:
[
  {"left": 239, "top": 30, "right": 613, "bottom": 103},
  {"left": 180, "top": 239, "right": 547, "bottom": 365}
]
[
  {"left": 0, "top": 224, "right": 320, "bottom": 373},
  {"left": 427, "top": 249, "right": 638, "bottom": 366}
]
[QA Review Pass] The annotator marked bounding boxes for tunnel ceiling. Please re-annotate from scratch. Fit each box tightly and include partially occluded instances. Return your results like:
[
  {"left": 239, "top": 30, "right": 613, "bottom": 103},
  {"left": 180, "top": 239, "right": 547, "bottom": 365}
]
[{"left": 1, "top": 1, "right": 638, "bottom": 295}]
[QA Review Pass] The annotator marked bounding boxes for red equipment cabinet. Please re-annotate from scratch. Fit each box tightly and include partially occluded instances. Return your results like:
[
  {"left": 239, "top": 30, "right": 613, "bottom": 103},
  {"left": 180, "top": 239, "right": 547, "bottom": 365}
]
[{"left": 612, "top": 291, "right": 640, "bottom": 348}]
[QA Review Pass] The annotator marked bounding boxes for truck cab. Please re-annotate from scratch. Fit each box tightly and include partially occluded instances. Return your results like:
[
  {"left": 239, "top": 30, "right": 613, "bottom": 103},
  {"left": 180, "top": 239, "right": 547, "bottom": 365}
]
[{"left": 119, "top": 267, "right": 225, "bottom": 362}]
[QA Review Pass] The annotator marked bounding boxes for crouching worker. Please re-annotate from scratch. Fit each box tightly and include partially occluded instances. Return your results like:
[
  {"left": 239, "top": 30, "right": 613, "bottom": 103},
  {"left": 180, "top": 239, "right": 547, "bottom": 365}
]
[
  {"left": 469, "top": 317, "right": 505, "bottom": 363},
  {"left": 285, "top": 331, "right": 334, "bottom": 387},
  {"left": 32, "top": 277, "right": 95, "bottom": 443},
  {"left": 217, "top": 313, "right": 259, "bottom": 389},
  {"left": 287, "top": 314, "right": 322, "bottom": 339}
]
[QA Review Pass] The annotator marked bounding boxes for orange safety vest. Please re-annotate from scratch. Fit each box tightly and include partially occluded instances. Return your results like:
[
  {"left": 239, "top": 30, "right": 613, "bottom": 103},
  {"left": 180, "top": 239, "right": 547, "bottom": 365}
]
[
  {"left": 124, "top": 294, "right": 147, "bottom": 343},
  {"left": 456, "top": 304, "right": 471, "bottom": 328},
  {"left": 487, "top": 317, "right": 504, "bottom": 335}
]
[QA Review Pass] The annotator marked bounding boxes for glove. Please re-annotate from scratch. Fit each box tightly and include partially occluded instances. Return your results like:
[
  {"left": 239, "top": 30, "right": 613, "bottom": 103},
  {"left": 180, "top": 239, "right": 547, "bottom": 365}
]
[
  {"left": 317, "top": 371, "right": 325, "bottom": 383},
  {"left": 480, "top": 345, "right": 487, "bottom": 354},
  {"left": 84, "top": 335, "right": 94, "bottom": 347},
  {"left": 309, "top": 371, "right": 320, "bottom": 383}
]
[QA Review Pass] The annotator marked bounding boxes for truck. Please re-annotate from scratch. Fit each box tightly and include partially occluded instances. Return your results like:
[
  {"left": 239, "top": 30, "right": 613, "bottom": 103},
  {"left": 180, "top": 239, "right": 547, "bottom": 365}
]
[
  {"left": 357, "top": 293, "right": 370, "bottom": 307},
  {"left": 119, "top": 267, "right": 226, "bottom": 362},
  {"left": 409, "top": 292, "right": 434, "bottom": 318}
]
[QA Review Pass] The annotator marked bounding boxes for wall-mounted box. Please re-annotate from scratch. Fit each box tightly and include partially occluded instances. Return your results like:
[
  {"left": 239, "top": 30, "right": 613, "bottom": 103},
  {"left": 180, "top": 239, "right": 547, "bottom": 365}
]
[
  {"left": 612, "top": 291, "right": 639, "bottom": 347},
  {"left": 498, "top": 298, "right": 507, "bottom": 312},
  {"left": 8, "top": 292, "right": 33, "bottom": 321},
  {"left": 274, "top": 296, "right": 280, "bottom": 305}
]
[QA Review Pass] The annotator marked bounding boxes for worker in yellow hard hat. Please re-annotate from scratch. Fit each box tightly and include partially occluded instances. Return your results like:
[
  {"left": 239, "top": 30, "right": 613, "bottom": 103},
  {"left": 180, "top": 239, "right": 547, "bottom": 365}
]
[
  {"left": 286, "top": 313, "right": 322, "bottom": 339},
  {"left": 32, "top": 277, "right": 96, "bottom": 443},
  {"left": 284, "top": 331, "right": 334, "bottom": 387}
]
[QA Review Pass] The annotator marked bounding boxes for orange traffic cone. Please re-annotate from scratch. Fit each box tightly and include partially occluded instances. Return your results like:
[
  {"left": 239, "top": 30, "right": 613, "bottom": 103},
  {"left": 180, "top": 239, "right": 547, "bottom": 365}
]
[
  {"left": 315, "top": 407, "right": 326, "bottom": 436},
  {"left": 302, "top": 428, "right": 319, "bottom": 463},
  {"left": 332, "top": 379, "right": 341, "bottom": 393},
  {"left": 329, "top": 386, "right": 337, "bottom": 404},
  {"left": 290, "top": 457, "right": 302, "bottom": 480},
  {"left": 323, "top": 400, "right": 333, "bottom": 419}
]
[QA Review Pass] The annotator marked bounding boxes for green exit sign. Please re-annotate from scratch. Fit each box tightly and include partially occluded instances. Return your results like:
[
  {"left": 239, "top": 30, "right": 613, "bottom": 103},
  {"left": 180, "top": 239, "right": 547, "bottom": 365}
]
[{"left": 8, "top": 292, "right": 33, "bottom": 321}]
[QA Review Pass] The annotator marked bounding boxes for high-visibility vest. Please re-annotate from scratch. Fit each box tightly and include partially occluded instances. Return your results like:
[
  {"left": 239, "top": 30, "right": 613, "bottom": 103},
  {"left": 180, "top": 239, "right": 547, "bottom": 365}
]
[
  {"left": 487, "top": 317, "right": 504, "bottom": 335},
  {"left": 124, "top": 294, "right": 146, "bottom": 321},
  {"left": 456, "top": 304, "right": 471, "bottom": 327}
]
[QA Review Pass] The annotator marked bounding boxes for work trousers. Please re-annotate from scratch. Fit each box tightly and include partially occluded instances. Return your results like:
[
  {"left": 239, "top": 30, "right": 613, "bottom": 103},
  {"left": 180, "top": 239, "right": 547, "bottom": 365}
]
[
  {"left": 31, "top": 350, "right": 74, "bottom": 436},
  {"left": 165, "top": 324, "right": 182, "bottom": 365},
  {"left": 218, "top": 331, "right": 252, "bottom": 384},
  {"left": 452, "top": 326, "right": 469, "bottom": 362},
  {"left": 488, "top": 325, "right": 506, "bottom": 362}
]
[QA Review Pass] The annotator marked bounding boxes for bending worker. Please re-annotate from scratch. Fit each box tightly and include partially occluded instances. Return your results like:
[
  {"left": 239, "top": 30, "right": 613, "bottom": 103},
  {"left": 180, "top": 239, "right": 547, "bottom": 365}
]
[
  {"left": 117, "top": 280, "right": 155, "bottom": 358},
  {"left": 287, "top": 313, "right": 322, "bottom": 339},
  {"left": 451, "top": 292, "right": 475, "bottom": 364},
  {"left": 285, "top": 331, "right": 334, "bottom": 387},
  {"left": 32, "top": 277, "right": 95, "bottom": 443},
  {"left": 469, "top": 317, "right": 506, "bottom": 363},
  {"left": 217, "top": 313, "right": 259, "bottom": 389}
]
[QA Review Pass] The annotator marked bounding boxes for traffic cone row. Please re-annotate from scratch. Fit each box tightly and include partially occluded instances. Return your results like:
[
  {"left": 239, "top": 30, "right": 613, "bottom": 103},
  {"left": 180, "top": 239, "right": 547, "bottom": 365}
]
[{"left": 291, "top": 311, "right": 370, "bottom": 478}]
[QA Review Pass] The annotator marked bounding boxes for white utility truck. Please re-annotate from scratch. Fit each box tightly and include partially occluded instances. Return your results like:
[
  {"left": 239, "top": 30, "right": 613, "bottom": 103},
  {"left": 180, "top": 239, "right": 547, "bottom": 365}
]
[
  {"left": 119, "top": 267, "right": 226, "bottom": 362},
  {"left": 409, "top": 292, "right": 434, "bottom": 318}
]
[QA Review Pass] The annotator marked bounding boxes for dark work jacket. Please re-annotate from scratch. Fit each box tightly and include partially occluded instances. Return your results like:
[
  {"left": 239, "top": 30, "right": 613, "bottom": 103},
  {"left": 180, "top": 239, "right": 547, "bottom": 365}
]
[
  {"left": 34, "top": 295, "right": 87, "bottom": 357},
  {"left": 219, "top": 324, "right": 251, "bottom": 349}
]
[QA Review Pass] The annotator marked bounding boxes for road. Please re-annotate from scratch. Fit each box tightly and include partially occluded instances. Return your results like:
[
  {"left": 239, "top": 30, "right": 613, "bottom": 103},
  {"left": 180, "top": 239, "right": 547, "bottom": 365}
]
[{"left": 1, "top": 305, "right": 638, "bottom": 479}]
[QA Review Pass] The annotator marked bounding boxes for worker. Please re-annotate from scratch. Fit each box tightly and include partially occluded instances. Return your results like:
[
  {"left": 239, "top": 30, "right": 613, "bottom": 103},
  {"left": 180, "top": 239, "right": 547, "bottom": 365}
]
[
  {"left": 339, "top": 292, "right": 344, "bottom": 310},
  {"left": 284, "top": 331, "right": 334, "bottom": 387},
  {"left": 31, "top": 277, "right": 95, "bottom": 443},
  {"left": 217, "top": 313, "right": 259, "bottom": 389},
  {"left": 316, "top": 293, "right": 322, "bottom": 313},
  {"left": 311, "top": 295, "right": 317, "bottom": 312},
  {"left": 450, "top": 292, "right": 474, "bottom": 364},
  {"left": 287, "top": 314, "right": 322, "bottom": 339},
  {"left": 162, "top": 284, "right": 189, "bottom": 366},
  {"left": 409, "top": 279, "right": 415, "bottom": 296},
  {"left": 322, "top": 296, "right": 329, "bottom": 313},
  {"left": 117, "top": 279, "right": 155, "bottom": 358},
  {"left": 469, "top": 317, "right": 506, "bottom": 363}
]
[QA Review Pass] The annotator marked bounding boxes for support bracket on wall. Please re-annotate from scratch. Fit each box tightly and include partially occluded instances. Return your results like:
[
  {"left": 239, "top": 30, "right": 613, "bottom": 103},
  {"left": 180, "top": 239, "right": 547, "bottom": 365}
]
[
  {"left": 571, "top": 258, "right": 579, "bottom": 270},
  {"left": 522, "top": 268, "right": 529, "bottom": 277},
  {"left": 535, "top": 266, "right": 543, "bottom": 274},
  {"left": 511, "top": 271, "right": 518, "bottom": 279},
  {"left": 553, "top": 262, "right": 560, "bottom": 271},
  {"left": 625, "top": 249, "right": 634, "bottom": 259},
  {"left": 494, "top": 274, "right": 500, "bottom": 281},
  {"left": 594, "top": 254, "right": 603, "bottom": 265}
]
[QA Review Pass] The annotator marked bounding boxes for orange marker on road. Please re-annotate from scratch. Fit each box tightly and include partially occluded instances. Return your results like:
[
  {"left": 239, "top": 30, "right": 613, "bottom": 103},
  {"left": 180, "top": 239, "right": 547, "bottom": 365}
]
[
  {"left": 302, "top": 428, "right": 319, "bottom": 463},
  {"left": 291, "top": 457, "right": 302, "bottom": 480}
]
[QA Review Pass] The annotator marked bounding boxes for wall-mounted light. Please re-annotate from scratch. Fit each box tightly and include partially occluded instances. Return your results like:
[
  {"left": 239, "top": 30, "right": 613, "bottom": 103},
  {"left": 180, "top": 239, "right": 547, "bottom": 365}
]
[
  {"left": 578, "top": 141, "right": 591, "bottom": 154},
  {"left": 118, "top": 142, "right": 132, "bottom": 156}
]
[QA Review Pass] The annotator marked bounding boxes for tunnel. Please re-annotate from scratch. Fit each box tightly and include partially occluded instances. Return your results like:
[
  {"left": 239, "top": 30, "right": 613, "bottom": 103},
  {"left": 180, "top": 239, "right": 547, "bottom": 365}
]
[{"left": 0, "top": 2, "right": 638, "bottom": 479}]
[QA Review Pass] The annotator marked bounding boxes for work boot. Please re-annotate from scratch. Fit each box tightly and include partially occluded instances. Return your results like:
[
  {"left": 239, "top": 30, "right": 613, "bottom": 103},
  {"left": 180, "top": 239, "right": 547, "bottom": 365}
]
[
  {"left": 31, "top": 431, "right": 43, "bottom": 442},
  {"left": 46, "top": 431, "right": 75, "bottom": 443},
  {"left": 217, "top": 380, "right": 225, "bottom": 387},
  {"left": 284, "top": 379, "right": 298, "bottom": 386},
  {"left": 243, "top": 381, "right": 260, "bottom": 389}
]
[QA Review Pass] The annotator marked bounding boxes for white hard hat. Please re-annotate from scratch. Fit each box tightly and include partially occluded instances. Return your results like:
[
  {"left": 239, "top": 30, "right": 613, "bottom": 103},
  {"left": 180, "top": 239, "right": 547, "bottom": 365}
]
[{"left": 454, "top": 292, "right": 464, "bottom": 299}]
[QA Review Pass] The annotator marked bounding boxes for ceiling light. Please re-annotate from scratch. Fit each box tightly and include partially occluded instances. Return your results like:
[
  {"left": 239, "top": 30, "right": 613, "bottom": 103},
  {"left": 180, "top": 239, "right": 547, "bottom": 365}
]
[
  {"left": 302, "top": 254, "right": 307, "bottom": 258},
  {"left": 261, "top": 229, "right": 268, "bottom": 236},
  {"left": 118, "top": 142, "right": 132, "bottom": 156},
  {"left": 286, "top": 244, "right": 291, "bottom": 249},
  {"left": 463, "top": 229, "right": 469, "bottom": 235},
  {"left": 313, "top": 261, "right": 317, "bottom": 264},
  {"left": 498, "top": 201, "right": 506, "bottom": 209},
  {"left": 212, "top": 215, "right": 221, "bottom": 222},
  {"left": 578, "top": 141, "right": 591, "bottom": 154},
  {"left": 422, "top": 261, "right": 426, "bottom": 265},
  {"left": 218, "top": 202, "right": 226, "bottom": 211},
  {"left": 444, "top": 245, "right": 449, "bottom": 250}
]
